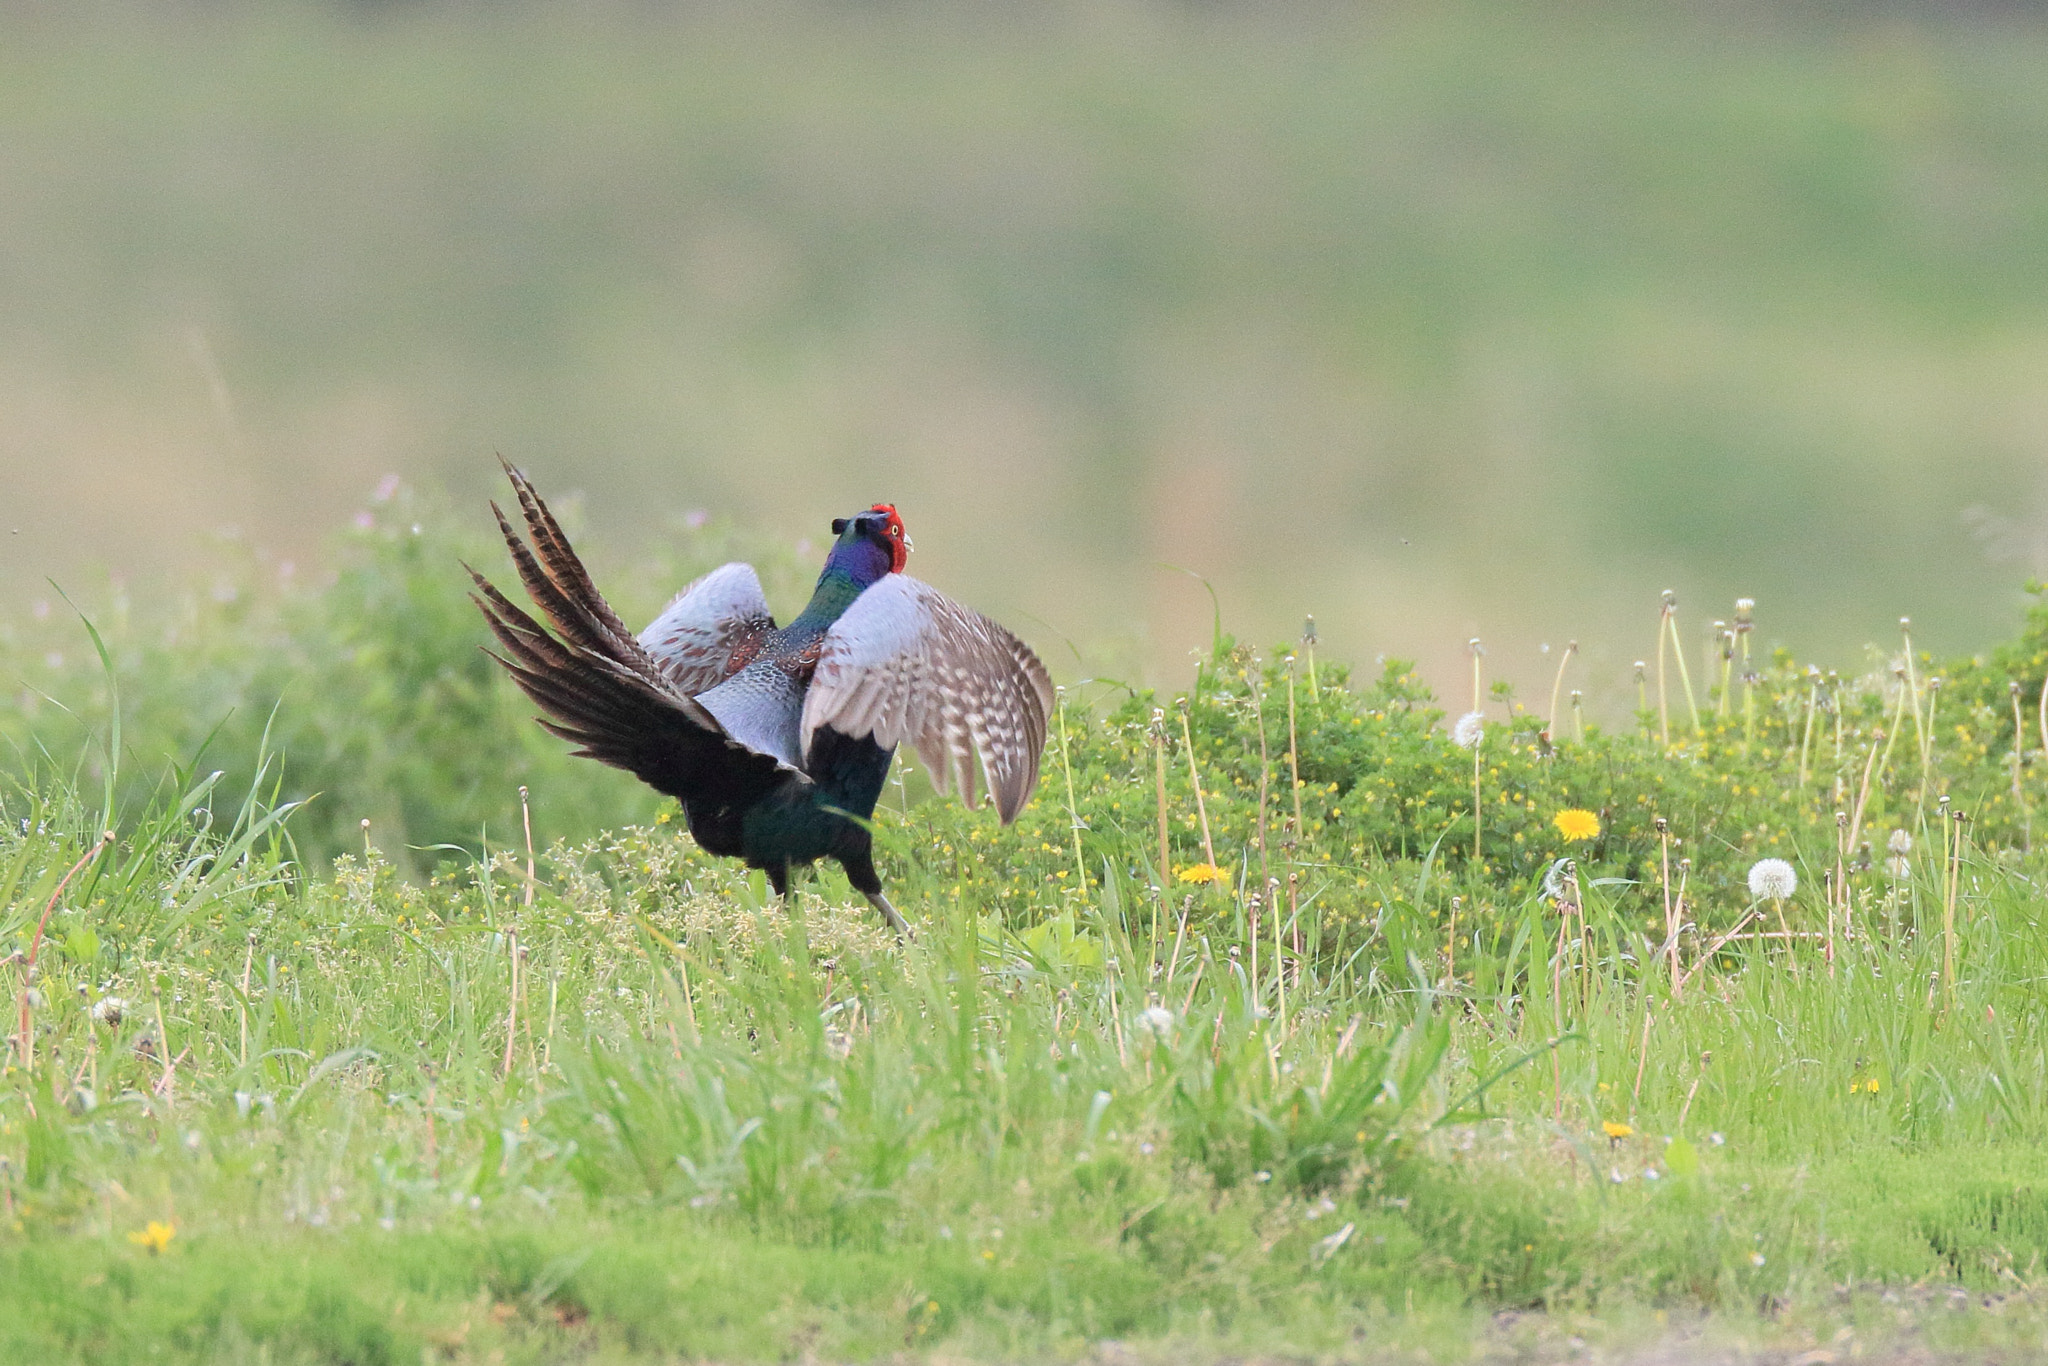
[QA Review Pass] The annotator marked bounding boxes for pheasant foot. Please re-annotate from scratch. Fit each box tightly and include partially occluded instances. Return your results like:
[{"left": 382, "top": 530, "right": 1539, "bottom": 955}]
[{"left": 865, "top": 891, "right": 912, "bottom": 939}]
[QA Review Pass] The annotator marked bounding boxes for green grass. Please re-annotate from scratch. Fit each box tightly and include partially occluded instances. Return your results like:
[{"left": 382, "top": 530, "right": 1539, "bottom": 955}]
[{"left": 10, "top": 505, "right": 2048, "bottom": 1358}]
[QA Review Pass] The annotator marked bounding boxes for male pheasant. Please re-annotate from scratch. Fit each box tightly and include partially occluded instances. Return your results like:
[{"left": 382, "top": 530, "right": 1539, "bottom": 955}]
[{"left": 469, "top": 466, "right": 1053, "bottom": 934}]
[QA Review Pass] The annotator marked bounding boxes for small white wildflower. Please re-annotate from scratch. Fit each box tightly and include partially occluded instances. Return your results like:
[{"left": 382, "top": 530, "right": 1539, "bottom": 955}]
[
  {"left": 1709, "top": 1132, "right": 1725, "bottom": 1146},
  {"left": 1255, "top": 1170, "right": 1273, "bottom": 1183},
  {"left": 1747, "top": 857, "right": 1797, "bottom": 901},
  {"left": 1452, "top": 711, "right": 1486, "bottom": 749},
  {"left": 1887, "top": 828, "right": 1912, "bottom": 856},
  {"left": 1750, "top": 1252, "right": 1766, "bottom": 1267},
  {"left": 90, "top": 996, "right": 126, "bottom": 1027},
  {"left": 1136, "top": 1005, "right": 1175, "bottom": 1040},
  {"left": 1310, "top": 1221, "right": 1355, "bottom": 1267}
]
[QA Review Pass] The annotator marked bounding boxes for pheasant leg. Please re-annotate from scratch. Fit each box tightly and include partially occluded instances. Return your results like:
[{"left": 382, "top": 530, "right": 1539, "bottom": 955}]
[{"left": 865, "top": 891, "right": 911, "bottom": 939}]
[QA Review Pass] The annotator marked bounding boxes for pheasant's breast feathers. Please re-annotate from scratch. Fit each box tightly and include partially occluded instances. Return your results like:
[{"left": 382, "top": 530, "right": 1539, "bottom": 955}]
[
  {"left": 799, "top": 575, "right": 1053, "bottom": 823},
  {"left": 695, "top": 660, "right": 808, "bottom": 771}
]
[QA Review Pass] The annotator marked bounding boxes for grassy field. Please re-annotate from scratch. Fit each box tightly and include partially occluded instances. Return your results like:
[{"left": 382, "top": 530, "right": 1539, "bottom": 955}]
[{"left": 9, "top": 505, "right": 2048, "bottom": 1360}]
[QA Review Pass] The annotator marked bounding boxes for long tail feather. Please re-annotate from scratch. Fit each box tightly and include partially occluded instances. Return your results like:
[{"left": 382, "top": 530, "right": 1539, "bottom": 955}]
[{"left": 469, "top": 474, "right": 797, "bottom": 812}]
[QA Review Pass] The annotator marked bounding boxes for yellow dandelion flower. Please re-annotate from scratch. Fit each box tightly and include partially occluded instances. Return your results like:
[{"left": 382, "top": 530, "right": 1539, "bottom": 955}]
[
  {"left": 128, "top": 1220, "right": 175, "bottom": 1254},
  {"left": 1602, "top": 1121, "right": 1633, "bottom": 1140},
  {"left": 1554, "top": 809, "right": 1601, "bottom": 842},
  {"left": 1176, "top": 864, "right": 1227, "bottom": 885}
]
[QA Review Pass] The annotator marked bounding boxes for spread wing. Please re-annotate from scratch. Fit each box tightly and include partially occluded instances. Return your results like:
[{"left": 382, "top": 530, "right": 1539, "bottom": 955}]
[
  {"left": 470, "top": 463, "right": 805, "bottom": 799},
  {"left": 799, "top": 575, "right": 1053, "bottom": 822},
  {"left": 639, "top": 562, "right": 776, "bottom": 695}
]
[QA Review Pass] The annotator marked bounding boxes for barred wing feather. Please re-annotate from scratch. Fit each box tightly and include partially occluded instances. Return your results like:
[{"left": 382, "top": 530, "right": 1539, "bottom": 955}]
[
  {"left": 638, "top": 562, "right": 776, "bottom": 695},
  {"left": 800, "top": 575, "right": 1053, "bottom": 822}
]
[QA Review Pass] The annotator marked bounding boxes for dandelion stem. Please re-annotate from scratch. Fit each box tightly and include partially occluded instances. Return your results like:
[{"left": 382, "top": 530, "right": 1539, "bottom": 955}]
[
  {"left": 1735, "top": 599, "right": 1755, "bottom": 745},
  {"left": 2038, "top": 672, "right": 2048, "bottom": 760},
  {"left": 501, "top": 927, "right": 521, "bottom": 1080},
  {"left": 1877, "top": 672, "right": 1910, "bottom": 784},
  {"left": 2013, "top": 681, "right": 2031, "bottom": 853},
  {"left": 1796, "top": 669, "right": 1819, "bottom": 790},
  {"left": 1472, "top": 740, "right": 1483, "bottom": 867},
  {"left": 1152, "top": 710, "right": 1172, "bottom": 888},
  {"left": 1847, "top": 730, "right": 1882, "bottom": 856},
  {"left": 1899, "top": 620, "right": 1929, "bottom": 808},
  {"left": 1057, "top": 688, "right": 1087, "bottom": 887},
  {"left": 1716, "top": 624, "right": 1733, "bottom": 719},
  {"left": 1657, "top": 821, "right": 1675, "bottom": 995},
  {"left": 1833, "top": 811, "right": 1848, "bottom": 970},
  {"left": 1655, "top": 604, "right": 1671, "bottom": 746},
  {"left": 1740, "top": 635, "right": 1754, "bottom": 744},
  {"left": 1272, "top": 877, "right": 1286, "bottom": 1032},
  {"left": 1445, "top": 896, "right": 1461, "bottom": 991},
  {"left": 519, "top": 784, "right": 536, "bottom": 909},
  {"left": 1942, "top": 809, "right": 1963, "bottom": 1020},
  {"left": 1302, "top": 616, "right": 1319, "bottom": 703},
  {"left": 1832, "top": 674, "right": 1844, "bottom": 772},
  {"left": 1774, "top": 895, "right": 1796, "bottom": 978},
  {"left": 1665, "top": 596, "right": 1702, "bottom": 735},
  {"left": 1252, "top": 663, "right": 1271, "bottom": 897},
  {"left": 1177, "top": 700, "right": 1219, "bottom": 875},
  {"left": 1286, "top": 660, "right": 1305, "bottom": 844},
  {"left": 1630, "top": 1002, "right": 1653, "bottom": 1123},
  {"left": 1545, "top": 640, "right": 1577, "bottom": 748},
  {"left": 1667, "top": 858, "right": 1686, "bottom": 999},
  {"left": 1920, "top": 679, "right": 1942, "bottom": 817}
]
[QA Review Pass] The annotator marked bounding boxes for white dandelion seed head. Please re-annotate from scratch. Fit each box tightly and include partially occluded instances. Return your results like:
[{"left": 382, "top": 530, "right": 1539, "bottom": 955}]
[
  {"left": 1452, "top": 711, "right": 1486, "bottom": 749},
  {"left": 1137, "top": 1006, "right": 1175, "bottom": 1039},
  {"left": 1887, "top": 828, "right": 1912, "bottom": 855},
  {"left": 1748, "top": 858, "right": 1798, "bottom": 901},
  {"left": 89, "top": 996, "right": 126, "bottom": 1027}
]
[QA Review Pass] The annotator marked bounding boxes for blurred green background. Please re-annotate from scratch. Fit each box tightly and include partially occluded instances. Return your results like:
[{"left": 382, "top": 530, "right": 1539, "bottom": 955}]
[{"left": 4, "top": 1, "right": 2047, "bottom": 706}]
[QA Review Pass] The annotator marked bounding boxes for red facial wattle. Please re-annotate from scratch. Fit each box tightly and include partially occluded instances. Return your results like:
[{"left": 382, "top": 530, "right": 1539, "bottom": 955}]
[{"left": 869, "top": 502, "right": 910, "bottom": 573}]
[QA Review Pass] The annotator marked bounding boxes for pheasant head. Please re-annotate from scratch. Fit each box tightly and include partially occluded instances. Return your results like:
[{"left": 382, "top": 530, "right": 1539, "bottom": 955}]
[{"left": 829, "top": 504, "right": 911, "bottom": 577}]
